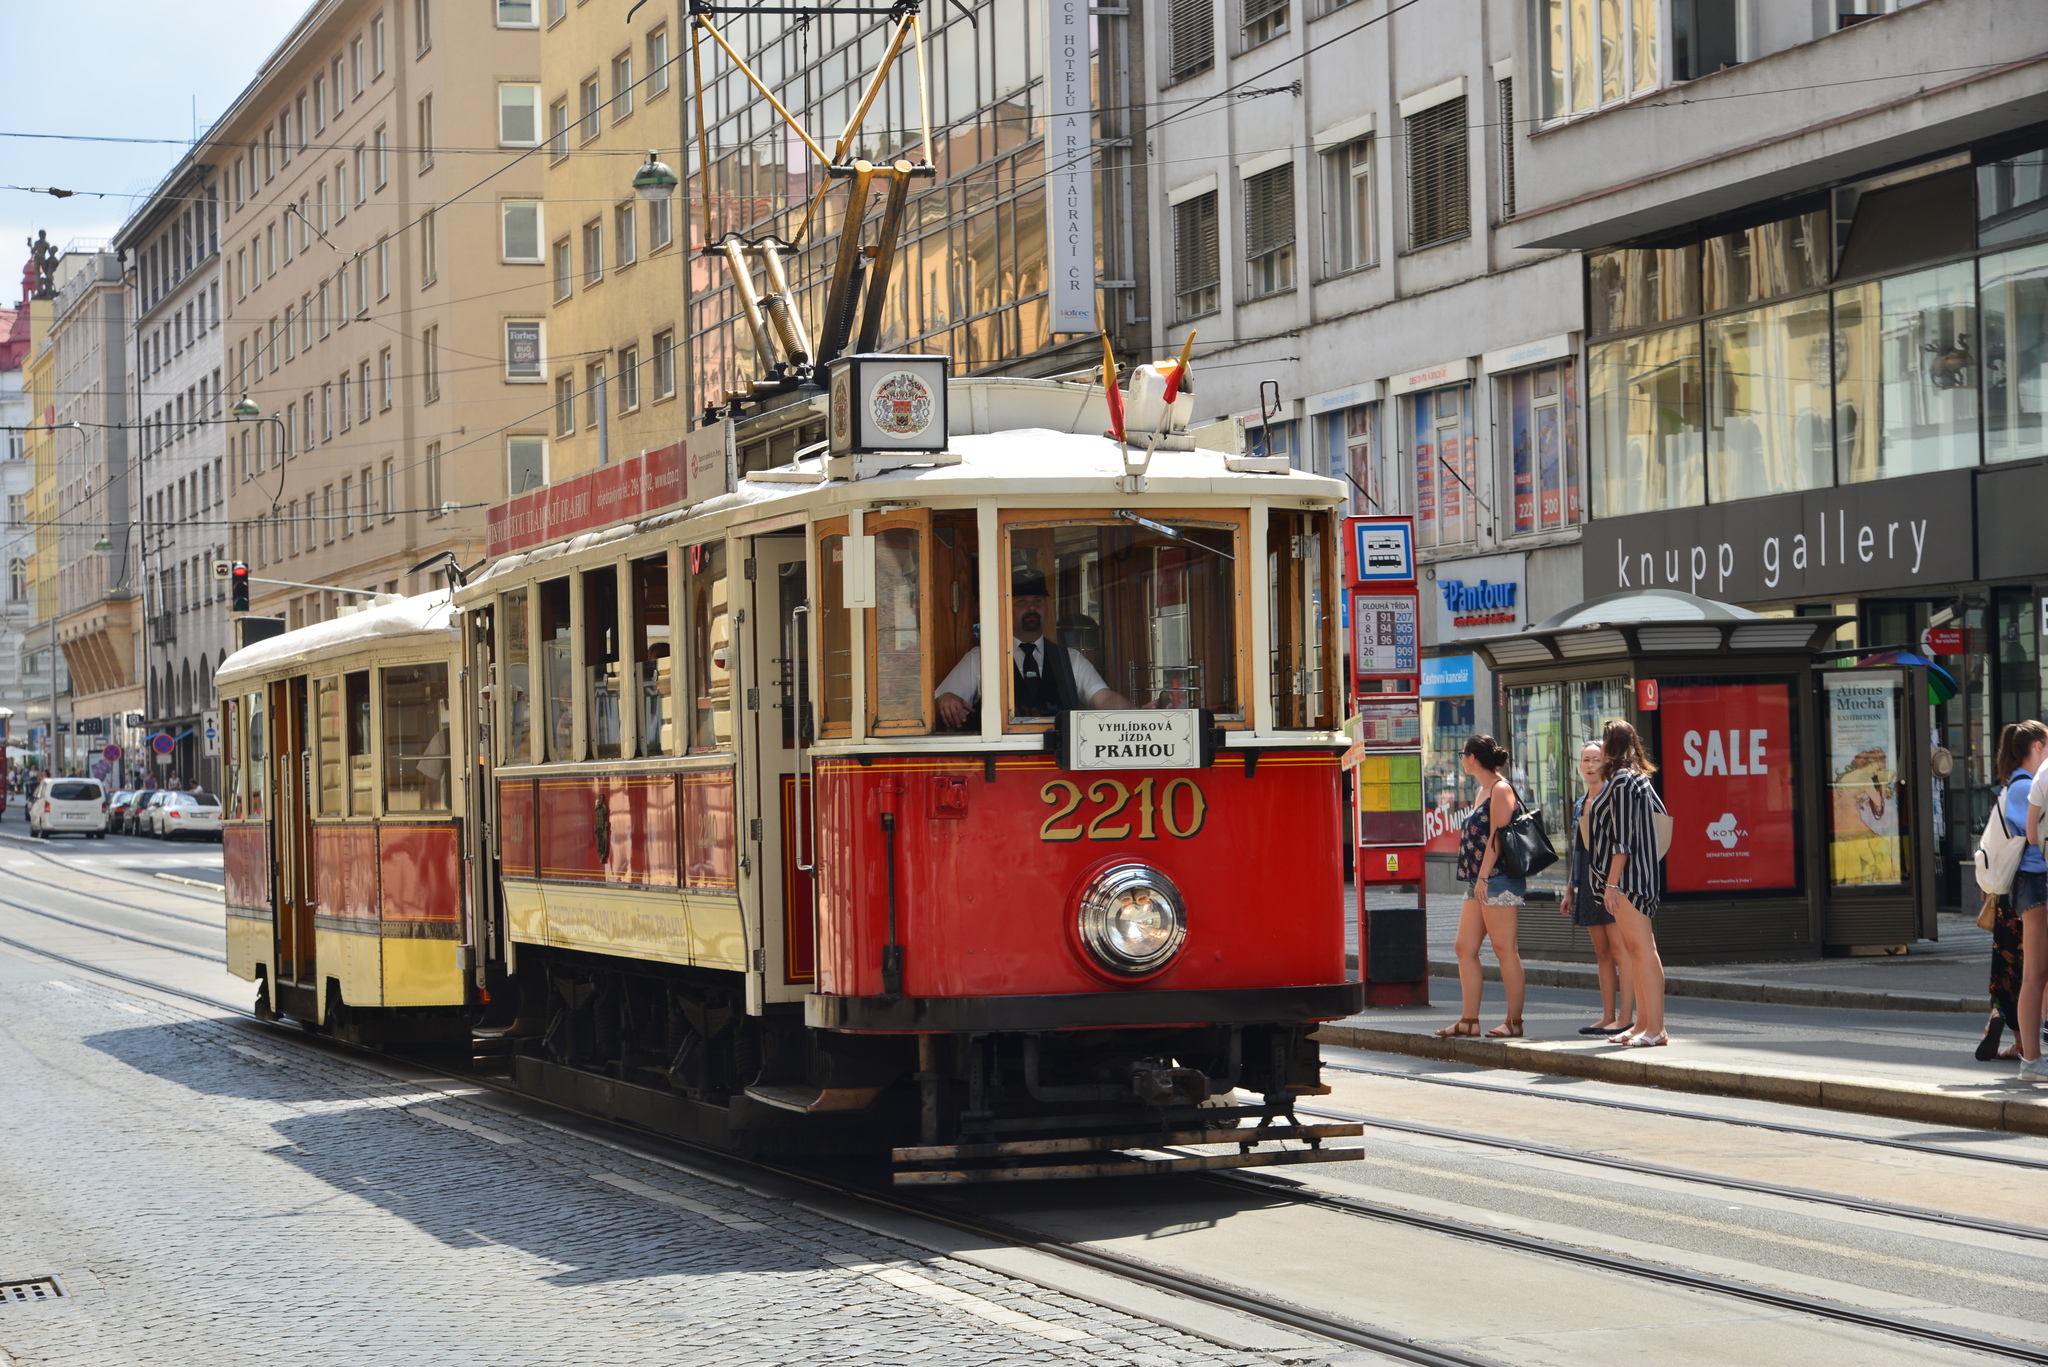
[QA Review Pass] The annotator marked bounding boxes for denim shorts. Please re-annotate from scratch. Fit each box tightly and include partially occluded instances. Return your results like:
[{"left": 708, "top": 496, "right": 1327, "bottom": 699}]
[
  {"left": 1469, "top": 873, "right": 1527, "bottom": 907},
  {"left": 2016, "top": 869, "right": 2048, "bottom": 913}
]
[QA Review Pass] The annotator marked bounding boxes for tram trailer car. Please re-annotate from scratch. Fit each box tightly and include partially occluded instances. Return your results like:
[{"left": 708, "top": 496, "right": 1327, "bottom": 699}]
[{"left": 219, "top": 377, "right": 1361, "bottom": 1180}]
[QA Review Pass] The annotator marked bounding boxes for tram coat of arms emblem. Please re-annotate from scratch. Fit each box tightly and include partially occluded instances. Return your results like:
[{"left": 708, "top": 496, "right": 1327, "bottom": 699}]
[{"left": 868, "top": 370, "right": 934, "bottom": 438}]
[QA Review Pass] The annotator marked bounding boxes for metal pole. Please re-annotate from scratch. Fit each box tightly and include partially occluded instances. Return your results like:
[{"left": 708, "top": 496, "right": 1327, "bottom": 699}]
[{"left": 48, "top": 617, "right": 57, "bottom": 778}]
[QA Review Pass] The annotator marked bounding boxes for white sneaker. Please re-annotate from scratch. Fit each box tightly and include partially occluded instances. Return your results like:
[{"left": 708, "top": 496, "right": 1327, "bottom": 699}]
[{"left": 2020, "top": 1055, "right": 2048, "bottom": 1081}]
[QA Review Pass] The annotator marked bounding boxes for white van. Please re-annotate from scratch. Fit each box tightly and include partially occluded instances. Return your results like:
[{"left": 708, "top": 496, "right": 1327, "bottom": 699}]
[{"left": 30, "top": 779, "right": 108, "bottom": 839}]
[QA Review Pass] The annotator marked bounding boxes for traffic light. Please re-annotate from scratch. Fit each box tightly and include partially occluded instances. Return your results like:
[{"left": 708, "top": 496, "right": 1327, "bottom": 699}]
[{"left": 230, "top": 562, "right": 250, "bottom": 612}]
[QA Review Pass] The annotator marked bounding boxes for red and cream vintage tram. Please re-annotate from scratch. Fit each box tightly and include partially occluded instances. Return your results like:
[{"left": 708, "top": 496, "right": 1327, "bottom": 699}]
[{"left": 220, "top": 374, "right": 1360, "bottom": 1179}]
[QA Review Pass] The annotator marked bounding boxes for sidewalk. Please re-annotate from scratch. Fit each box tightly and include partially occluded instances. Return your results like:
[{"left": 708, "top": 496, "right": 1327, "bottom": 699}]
[{"left": 1347, "top": 887, "right": 1994, "bottom": 1013}]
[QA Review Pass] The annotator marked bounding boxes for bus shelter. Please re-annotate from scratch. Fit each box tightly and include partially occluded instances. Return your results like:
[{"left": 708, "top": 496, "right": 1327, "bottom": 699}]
[{"left": 1473, "top": 590, "right": 1937, "bottom": 964}]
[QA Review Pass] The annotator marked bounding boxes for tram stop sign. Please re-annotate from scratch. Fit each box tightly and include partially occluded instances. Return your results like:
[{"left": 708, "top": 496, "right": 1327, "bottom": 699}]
[{"left": 150, "top": 732, "right": 176, "bottom": 757}]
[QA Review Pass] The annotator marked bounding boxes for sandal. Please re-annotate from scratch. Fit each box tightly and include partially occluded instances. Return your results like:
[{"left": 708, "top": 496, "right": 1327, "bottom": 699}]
[
  {"left": 1976, "top": 1019, "right": 2007, "bottom": 1062},
  {"left": 1623, "top": 1031, "right": 1669, "bottom": 1048},
  {"left": 1607, "top": 1030, "right": 1639, "bottom": 1044},
  {"left": 1486, "top": 1019, "right": 1524, "bottom": 1039},
  {"left": 1580, "top": 1021, "right": 1629, "bottom": 1036},
  {"left": 1434, "top": 1017, "right": 1481, "bottom": 1038}
]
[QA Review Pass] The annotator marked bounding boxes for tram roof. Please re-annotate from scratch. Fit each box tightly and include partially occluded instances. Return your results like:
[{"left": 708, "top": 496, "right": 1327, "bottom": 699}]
[
  {"left": 458, "top": 426, "right": 1345, "bottom": 602},
  {"left": 216, "top": 589, "right": 457, "bottom": 688}
]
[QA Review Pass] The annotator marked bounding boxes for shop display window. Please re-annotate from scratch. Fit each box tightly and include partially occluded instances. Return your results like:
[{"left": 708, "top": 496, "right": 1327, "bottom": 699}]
[
  {"left": 1982, "top": 239, "right": 2048, "bottom": 463},
  {"left": 1835, "top": 261, "right": 1979, "bottom": 484},
  {"left": 1705, "top": 295, "right": 1834, "bottom": 502},
  {"left": 1500, "top": 362, "right": 1581, "bottom": 534},
  {"left": 1422, "top": 695, "right": 1476, "bottom": 854},
  {"left": 1588, "top": 324, "right": 1704, "bottom": 517}
]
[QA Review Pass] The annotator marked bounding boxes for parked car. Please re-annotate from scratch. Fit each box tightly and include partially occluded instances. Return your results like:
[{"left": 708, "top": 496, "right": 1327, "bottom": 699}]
[
  {"left": 29, "top": 778, "right": 108, "bottom": 839},
  {"left": 149, "top": 791, "right": 223, "bottom": 842},
  {"left": 120, "top": 790, "right": 163, "bottom": 836},
  {"left": 107, "top": 790, "right": 139, "bottom": 834}
]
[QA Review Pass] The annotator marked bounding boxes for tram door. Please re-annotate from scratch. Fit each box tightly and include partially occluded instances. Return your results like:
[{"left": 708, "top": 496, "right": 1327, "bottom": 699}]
[
  {"left": 269, "top": 677, "right": 317, "bottom": 991},
  {"left": 744, "top": 532, "right": 814, "bottom": 1006}
]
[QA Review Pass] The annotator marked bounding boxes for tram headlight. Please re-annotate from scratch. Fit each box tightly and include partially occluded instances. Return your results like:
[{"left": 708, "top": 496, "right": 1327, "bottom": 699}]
[{"left": 1077, "top": 864, "right": 1187, "bottom": 976}]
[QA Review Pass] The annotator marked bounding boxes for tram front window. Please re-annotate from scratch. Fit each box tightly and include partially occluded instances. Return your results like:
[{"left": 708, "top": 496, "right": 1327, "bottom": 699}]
[
  {"left": 959, "top": 514, "right": 1241, "bottom": 729},
  {"left": 383, "top": 663, "right": 451, "bottom": 813}
]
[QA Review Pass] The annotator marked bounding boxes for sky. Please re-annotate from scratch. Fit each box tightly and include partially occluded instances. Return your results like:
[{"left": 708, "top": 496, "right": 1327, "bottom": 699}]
[{"left": 1, "top": 1, "right": 305, "bottom": 286}]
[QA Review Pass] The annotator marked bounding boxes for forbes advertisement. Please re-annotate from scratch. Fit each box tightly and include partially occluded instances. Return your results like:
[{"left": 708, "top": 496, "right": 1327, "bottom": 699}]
[{"left": 1659, "top": 682, "right": 1798, "bottom": 892}]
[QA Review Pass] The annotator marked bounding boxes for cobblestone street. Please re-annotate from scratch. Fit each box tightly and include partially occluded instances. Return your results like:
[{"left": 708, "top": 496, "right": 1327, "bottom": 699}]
[{"left": 0, "top": 972, "right": 1276, "bottom": 1367}]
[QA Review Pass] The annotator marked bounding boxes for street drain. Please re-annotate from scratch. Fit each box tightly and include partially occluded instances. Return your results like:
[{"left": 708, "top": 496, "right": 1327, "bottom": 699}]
[{"left": 1, "top": 1278, "right": 65, "bottom": 1305}]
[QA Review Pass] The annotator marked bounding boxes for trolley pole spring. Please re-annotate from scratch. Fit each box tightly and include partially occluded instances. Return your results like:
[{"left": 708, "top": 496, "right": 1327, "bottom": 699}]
[{"left": 880, "top": 811, "right": 903, "bottom": 999}]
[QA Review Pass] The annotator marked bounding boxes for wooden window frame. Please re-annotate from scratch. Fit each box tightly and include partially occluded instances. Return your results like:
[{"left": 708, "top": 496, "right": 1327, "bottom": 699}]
[
  {"left": 863, "top": 508, "right": 935, "bottom": 737},
  {"left": 996, "top": 507, "right": 1252, "bottom": 733},
  {"left": 813, "top": 515, "right": 855, "bottom": 740}
]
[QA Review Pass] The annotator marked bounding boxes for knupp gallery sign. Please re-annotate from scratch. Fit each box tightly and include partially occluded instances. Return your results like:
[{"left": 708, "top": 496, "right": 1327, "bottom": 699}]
[{"left": 1582, "top": 469, "right": 1973, "bottom": 602}]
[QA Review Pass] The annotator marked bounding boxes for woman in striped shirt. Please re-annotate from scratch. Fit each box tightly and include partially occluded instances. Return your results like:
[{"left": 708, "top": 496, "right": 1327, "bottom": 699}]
[{"left": 1588, "top": 719, "right": 1670, "bottom": 1047}]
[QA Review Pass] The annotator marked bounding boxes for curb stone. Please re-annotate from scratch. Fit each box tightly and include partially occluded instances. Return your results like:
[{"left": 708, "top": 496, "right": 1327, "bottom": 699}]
[
  {"left": 1313, "top": 1022, "right": 2048, "bottom": 1137},
  {"left": 1425, "top": 958, "right": 1990, "bottom": 1015}
]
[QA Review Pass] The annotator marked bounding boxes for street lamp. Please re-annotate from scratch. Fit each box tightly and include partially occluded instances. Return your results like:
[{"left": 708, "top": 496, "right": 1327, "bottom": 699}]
[
  {"left": 632, "top": 151, "right": 678, "bottom": 204},
  {"left": 233, "top": 394, "right": 261, "bottom": 420}
]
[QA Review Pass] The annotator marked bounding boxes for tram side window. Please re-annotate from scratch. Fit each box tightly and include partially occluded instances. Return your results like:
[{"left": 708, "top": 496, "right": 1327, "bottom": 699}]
[
  {"left": 501, "top": 587, "right": 532, "bottom": 763},
  {"left": 632, "top": 553, "right": 673, "bottom": 756},
  {"left": 383, "top": 663, "right": 451, "bottom": 812},
  {"left": 346, "top": 671, "right": 373, "bottom": 814},
  {"left": 816, "top": 526, "right": 852, "bottom": 737},
  {"left": 687, "top": 541, "right": 731, "bottom": 752},
  {"left": 584, "top": 565, "right": 622, "bottom": 760},
  {"left": 871, "top": 520, "right": 925, "bottom": 733},
  {"left": 226, "top": 698, "right": 243, "bottom": 819},
  {"left": 539, "top": 577, "right": 573, "bottom": 760},
  {"left": 314, "top": 676, "right": 344, "bottom": 815},
  {"left": 1268, "top": 509, "right": 1335, "bottom": 729},
  {"left": 991, "top": 513, "right": 1242, "bottom": 730},
  {"left": 247, "top": 691, "right": 269, "bottom": 818}
]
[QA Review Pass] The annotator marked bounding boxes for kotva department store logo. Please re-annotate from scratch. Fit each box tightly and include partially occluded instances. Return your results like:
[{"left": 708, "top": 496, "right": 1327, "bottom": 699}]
[
  {"left": 1438, "top": 578, "right": 1517, "bottom": 628},
  {"left": 1706, "top": 813, "right": 1748, "bottom": 850}
]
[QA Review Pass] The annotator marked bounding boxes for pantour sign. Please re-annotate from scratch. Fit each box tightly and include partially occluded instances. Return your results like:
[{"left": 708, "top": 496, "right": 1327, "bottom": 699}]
[
  {"left": 1659, "top": 681, "right": 1798, "bottom": 892},
  {"left": 1582, "top": 468, "right": 1973, "bottom": 601},
  {"left": 1044, "top": 0, "right": 1096, "bottom": 334},
  {"left": 486, "top": 428, "right": 727, "bottom": 557},
  {"left": 1059, "top": 710, "right": 1202, "bottom": 770}
]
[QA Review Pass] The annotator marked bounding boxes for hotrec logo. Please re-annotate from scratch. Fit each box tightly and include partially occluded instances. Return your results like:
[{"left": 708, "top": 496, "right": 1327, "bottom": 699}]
[{"left": 1706, "top": 813, "right": 1747, "bottom": 850}]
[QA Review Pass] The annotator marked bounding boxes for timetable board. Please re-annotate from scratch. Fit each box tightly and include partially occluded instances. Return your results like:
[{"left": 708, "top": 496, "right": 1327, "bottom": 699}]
[{"left": 1351, "top": 592, "right": 1419, "bottom": 678}]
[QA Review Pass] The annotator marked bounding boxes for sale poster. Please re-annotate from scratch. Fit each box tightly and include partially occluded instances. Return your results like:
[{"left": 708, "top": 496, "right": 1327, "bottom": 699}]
[
  {"left": 1660, "top": 682, "right": 1798, "bottom": 892},
  {"left": 1823, "top": 673, "right": 1903, "bottom": 888}
]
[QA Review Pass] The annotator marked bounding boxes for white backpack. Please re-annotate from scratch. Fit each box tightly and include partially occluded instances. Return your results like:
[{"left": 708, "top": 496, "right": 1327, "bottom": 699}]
[{"left": 1976, "top": 789, "right": 2028, "bottom": 895}]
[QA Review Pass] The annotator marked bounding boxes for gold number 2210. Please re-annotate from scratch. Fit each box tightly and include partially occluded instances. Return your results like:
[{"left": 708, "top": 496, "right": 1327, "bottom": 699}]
[{"left": 1039, "top": 777, "right": 1206, "bottom": 842}]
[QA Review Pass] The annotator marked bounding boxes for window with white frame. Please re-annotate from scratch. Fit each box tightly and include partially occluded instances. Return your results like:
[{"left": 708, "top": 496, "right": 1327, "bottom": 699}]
[
  {"left": 552, "top": 238, "right": 573, "bottom": 300},
  {"left": 417, "top": 94, "right": 434, "bottom": 171},
  {"left": 508, "top": 436, "right": 546, "bottom": 494},
  {"left": 500, "top": 85, "right": 540, "bottom": 145},
  {"left": 1174, "top": 191, "right": 1220, "bottom": 319},
  {"left": 615, "top": 202, "right": 637, "bottom": 267},
  {"left": 506, "top": 321, "right": 543, "bottom": 382},
  {"left": 414, "top": 0, "right": 431, "bottom": 55},
  {"left": 555, "top": 374, "right": 575, "bottom": 435},
  {"left": 1536, "top": 0, "right": 1721, "bottom": 121},
  {"left": 549, "top": 0, "right": 566, "bottom": 23},
  {"left": 1241, "top": 0, "right": 1286, "bottom": 49},
  {"left": 580, "top": 78, "right": 601, "bottom": 143},
  {"left": 653, "top": 329, "right": 676, "bottom": 399},
  {"left": 647, "top": 27, "right": 670, "bottom": 95},
  {"left": 549, "top": 99, "right": 571, "bottom": 160},
  {"left": 1322, "top": 137, "right": 1373, "bottom": 274},
  {"left": 1244, "top": 164, "right": 1296, "bottom": 297},
  {"left": 498, "top": 0, "right": 537, "bottom": 27},
  {"left": 372, "top": 14, "right": 386, "bottom": 77},
  {"left": 650, "top": 196, "right": 672, "bottom": 251},
  {"left": 619, "top": 345, "right": 640, "bottom": 411},
  {"left": 502, "top": 201, "right": 542, "bottom": 263},
  {"left": 1497, "top": 360, "right": 1582, "bottom": 535},
  {"left": 612, "top": 52, "right": 634, "bottom": 119},
  {"left": 583, "top": 220, "right": 604, "bottom": 285}
]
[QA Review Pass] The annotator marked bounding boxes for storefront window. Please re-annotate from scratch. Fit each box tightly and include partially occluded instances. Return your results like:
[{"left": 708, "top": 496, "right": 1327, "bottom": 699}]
[
  {"left": 1412, "top": 385, "right": 1474, "bottom": 548},
  {"left": 1589, "top": 324, "right": 1704, "bottom": 517},
  {"left": 1980, "top": 146, "right": 2048, "bottom": 250},
  {"left": 1500, "top": 362, "right": 1580, "bottom": 535},
  {"left": 1588, "top": 244, "right": 1701, "bottom": 338},
  {"left": 1705, "top": 295, "right": 1834, "bottom": 502},
  {"left": 1982, "top": 239, "right": 2048, "bottom": 463},
  {"left": 1836, "top": 262, "right": 1980, "bottom": 483},
  {"left": 1324, "top": 404, "right": 1377, "bottom": 517}
]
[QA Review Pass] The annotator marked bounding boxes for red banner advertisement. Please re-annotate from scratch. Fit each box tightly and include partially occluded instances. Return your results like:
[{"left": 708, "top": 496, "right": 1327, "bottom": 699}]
[
  {"left": 486, "top": 441, "right": 693, "bottom": 557},
  {"left": 1659, "top": 681, "right": 1798, "bottom": 892}
]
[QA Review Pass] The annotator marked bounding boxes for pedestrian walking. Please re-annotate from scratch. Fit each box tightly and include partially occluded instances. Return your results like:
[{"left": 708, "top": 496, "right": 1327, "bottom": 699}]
[
  {"left": 1588, "top": 719, "right": 1670, "bottom": 1047},
  {"left": 2005, "top": 719, "right": 2048, "bottom": 1081},
  {"left": 1437, "top": 735, "right": 1527, "bottom": 1040},
  {"left": 1563, "top": 740, "right": 1634, "bottom": 1037}
]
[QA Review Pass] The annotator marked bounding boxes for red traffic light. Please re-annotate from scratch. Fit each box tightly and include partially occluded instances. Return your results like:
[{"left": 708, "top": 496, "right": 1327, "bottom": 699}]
[{"left": 231, "top": 561, "right": 250, "bottom": 612}]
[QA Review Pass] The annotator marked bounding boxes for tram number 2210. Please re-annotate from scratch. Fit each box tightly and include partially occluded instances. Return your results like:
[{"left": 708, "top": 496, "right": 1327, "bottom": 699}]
[{"left": 1039, "top": 777, "right": 1207, "bottom": 843}]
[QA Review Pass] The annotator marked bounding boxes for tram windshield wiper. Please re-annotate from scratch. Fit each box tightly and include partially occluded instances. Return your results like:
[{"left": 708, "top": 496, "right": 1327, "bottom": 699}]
[{"left": 1114, "top": 509, "right": 1236, "bottom": 560}]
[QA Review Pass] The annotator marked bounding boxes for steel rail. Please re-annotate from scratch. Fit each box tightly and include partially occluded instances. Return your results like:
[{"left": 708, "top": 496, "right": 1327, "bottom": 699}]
[
  {"left": 1206, "top": 1168, "right": 2048, "bottom": 1366},
  {"left": 0, "top": 893, "right": 227, "bottom": 963},
  {"left": 0, "top": 863, "right": 223, "bottom": 928},
  {"left": 1325, "top": 1059, "right": 2048, "bottom": 1173},
  {"left": 1300, "top": 1102, "right": 2048, "bottom": 1244},
  {"left": 0, "top": 831, "right": 226, "bottom": 906}
]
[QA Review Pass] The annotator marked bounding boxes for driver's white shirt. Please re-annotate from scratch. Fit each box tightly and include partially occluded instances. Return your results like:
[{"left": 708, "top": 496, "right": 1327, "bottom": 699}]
[{"left": 934, "top": 639, "right": 1110, "bottom": 706}]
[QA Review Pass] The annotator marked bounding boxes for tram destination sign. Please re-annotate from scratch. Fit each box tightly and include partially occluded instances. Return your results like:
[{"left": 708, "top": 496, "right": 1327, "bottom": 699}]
[{"left": 1056, "top": 709, "right": 1210, "bottom": 771}]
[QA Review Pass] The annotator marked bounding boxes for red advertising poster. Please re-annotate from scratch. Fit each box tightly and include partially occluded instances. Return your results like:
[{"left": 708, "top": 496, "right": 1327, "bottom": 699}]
[{"left": 1659, "top": 681, "right": 1798, "bottom": 892}]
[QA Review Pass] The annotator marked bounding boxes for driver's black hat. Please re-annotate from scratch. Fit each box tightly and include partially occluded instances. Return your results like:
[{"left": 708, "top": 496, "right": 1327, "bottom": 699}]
[{"left": 1012, "top": 568, "right": 1049, "bottom": 598}]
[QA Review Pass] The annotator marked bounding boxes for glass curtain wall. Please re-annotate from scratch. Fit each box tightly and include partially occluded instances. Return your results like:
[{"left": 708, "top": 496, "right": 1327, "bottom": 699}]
[{"left": 684, "top": 0, "right": 1134, "bottom": 405}]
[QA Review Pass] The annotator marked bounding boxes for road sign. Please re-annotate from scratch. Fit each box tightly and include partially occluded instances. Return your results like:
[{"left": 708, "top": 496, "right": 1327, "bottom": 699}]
[
  {"left": 202, "top": 709, "right": 220, "bottom": 758},
  {"left": 150, "top": 732, "right": 176, "bottom": 756},
  {"left": 75, "top": 716, "right": 106, "bottom": 735},
  {"left": 101, "top": 744, "right": 121, "bottom": 763},
  {"left": 212, "top": 559, "right": 234, "bottom": 580}
]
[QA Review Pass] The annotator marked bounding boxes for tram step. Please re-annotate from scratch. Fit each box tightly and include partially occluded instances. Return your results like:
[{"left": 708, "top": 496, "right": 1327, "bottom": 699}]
[
  {"left": 891, "top": 1122, "right": 1363, "bottom": 1185},
  {"left": 742, "top": 1083, "right": 886, "bottom": 1114}
]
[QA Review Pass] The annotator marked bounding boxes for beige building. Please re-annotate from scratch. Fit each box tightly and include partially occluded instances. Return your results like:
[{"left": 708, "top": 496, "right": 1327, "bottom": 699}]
[
  {"left": 534, "top": 0, "right": 687, "bottom": 486},
  {"left": 208, "top": 0, "right": 547, "bottom": 626}
]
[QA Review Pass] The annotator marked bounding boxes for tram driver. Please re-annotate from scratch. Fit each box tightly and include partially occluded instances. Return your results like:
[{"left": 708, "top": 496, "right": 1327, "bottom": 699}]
[{"left": 935, "top": 569, "right": 1130, "bottom": 728}]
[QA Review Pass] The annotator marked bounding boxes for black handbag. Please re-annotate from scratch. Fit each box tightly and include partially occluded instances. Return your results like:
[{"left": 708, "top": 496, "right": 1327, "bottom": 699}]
[{"left": 1495, "top": 801, "right": 1559, "bottom": 879}]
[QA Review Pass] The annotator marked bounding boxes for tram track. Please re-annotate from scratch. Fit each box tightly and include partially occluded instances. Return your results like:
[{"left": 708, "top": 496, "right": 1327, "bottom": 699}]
[
  {"left": 1325, "top": 1058, "right": 2048, "bottom": 1173},
  {"left": 8, "top": 917, "right": 2048, "bottom": 1365},
  {"left": 0, "top": 833, "right": 226, "bottom": 907}
]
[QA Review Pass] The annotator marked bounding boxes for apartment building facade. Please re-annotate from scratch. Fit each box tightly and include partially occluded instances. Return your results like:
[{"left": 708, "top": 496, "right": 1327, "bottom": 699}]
[
  {"left": 115, "top": 156, "right": 231, "bottom": 791},
  {"left": 0, "top": 273, "right": 41, "bottom": 750},
  {"left": 208, "top": 0, "right": 547, "bottom": 628}
]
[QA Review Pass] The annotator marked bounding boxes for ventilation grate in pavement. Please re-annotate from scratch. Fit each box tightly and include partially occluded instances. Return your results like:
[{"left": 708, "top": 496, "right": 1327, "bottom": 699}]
[{"left": 1, "top": 1278, "right": 65, "bottom": 1305}]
